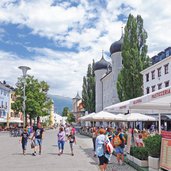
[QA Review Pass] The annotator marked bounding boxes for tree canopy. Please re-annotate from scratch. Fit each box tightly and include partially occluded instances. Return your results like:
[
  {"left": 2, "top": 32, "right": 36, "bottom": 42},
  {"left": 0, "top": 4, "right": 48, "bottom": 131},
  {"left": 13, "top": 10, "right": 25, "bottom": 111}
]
[
  {"left": 12, "top": 75, "right": 52, "bottom": 125},
  {"left": 117, "top": 14, "right": 150, "bottom": 101},
  {"left": 62, "top": 107, "right": 70, "bottom": 117}
]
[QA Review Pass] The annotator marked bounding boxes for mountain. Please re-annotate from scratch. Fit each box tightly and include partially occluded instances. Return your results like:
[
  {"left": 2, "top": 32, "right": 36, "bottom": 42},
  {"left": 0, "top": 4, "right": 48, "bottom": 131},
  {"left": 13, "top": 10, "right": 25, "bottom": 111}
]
[{"left": 48, "top": 94, "right": 72, "bottom": 115}]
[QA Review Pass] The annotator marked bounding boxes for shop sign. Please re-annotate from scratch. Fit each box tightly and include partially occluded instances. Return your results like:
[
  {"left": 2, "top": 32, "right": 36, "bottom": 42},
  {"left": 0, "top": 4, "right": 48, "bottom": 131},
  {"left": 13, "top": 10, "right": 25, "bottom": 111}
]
[{"left": 160, "top": 131, "right": 171, "bottom": 170}]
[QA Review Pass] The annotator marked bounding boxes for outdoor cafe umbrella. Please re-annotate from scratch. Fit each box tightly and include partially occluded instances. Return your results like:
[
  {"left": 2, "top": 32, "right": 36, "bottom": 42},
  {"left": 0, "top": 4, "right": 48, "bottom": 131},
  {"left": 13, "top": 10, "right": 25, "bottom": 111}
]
[
  {"left": 78, "top": 112, "right": 96, "bottom": 121},
  {"left": 124, "top": 113, "right": 157, "bottom": 122},
  {"left": 90, "top": 111, "right": 123, "bottom": 122}
]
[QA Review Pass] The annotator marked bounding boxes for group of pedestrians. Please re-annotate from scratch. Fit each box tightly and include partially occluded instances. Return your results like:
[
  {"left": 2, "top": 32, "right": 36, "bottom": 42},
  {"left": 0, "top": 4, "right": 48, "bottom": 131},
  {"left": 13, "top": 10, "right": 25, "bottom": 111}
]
[
  {"left": 94, "top": 127, "right": 126, "bottom": 171},
  {"left": 57, "top": 125, "right": 76, "bottom": 156},
  {"left": 20, "top": 123, "right": 76, "bottom": 157},
  {"left": 20, "top": 123, "right": 44, "bottom": 156}
]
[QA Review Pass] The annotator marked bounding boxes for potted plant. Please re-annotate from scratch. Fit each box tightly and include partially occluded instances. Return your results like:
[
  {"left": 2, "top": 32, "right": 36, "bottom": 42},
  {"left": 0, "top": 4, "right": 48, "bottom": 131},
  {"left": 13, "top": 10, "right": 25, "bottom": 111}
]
[{"left": 144, "top": 134, "right": 162, "bottom": 170}]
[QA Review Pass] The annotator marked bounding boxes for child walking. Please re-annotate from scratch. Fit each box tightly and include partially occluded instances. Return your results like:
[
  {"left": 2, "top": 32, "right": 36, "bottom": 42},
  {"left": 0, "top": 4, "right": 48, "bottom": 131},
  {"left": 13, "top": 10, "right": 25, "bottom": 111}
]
[
  {"left": 20, "top": 128, "right": 29, "bottom": 155},
  {"left": 68, "top": 131, "right": 76, "bottom": 156}
]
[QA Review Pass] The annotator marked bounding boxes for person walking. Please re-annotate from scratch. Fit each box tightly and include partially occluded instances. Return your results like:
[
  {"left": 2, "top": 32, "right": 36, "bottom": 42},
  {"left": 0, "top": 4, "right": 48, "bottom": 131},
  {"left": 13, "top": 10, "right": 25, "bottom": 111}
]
[
  {"left": 57, "top": 126, "right": 66, "bottom": 155},
  {"left": 96, "top": 128, "right": 109, "bottom": 171},
  {"left": 65, "top": 125, "right": 71, "bottom": 141},
  {"left": 92, "top": 127, "right": 98, "bottom": 157},
  {"left": 31, "top": 123, "right": 44, "bottom": 156},
  {"left": 20, "top": 128, "right": 29, "bottom": 155},
  {"left": 112, "top": 128, "right": 125, "bottom": 165},
  {"left": 68, "top": 131, "right": 76, "bottom": 156}
]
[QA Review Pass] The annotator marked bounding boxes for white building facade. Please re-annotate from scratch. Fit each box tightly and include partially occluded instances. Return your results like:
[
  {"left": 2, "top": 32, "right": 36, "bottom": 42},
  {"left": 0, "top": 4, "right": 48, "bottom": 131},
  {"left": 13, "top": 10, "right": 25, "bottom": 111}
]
[
  {"left": 94, "top": 35, "right": 123, "bottom": 112},
  {"left": 141, "top": 47, "right": 171, "bottom": 95}
]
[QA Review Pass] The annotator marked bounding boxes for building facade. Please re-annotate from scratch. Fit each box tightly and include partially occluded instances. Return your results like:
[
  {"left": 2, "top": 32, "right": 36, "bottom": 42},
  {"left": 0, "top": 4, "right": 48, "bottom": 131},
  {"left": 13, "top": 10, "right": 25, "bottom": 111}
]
[
  {"left": 0, "top": 82, "right": 11, "bottom": 118},
  {"left": 72, "top": 92, "right": 84, "bottom": 122},
  {"left": 141, "top": 47, "right": 171, "bottom": 94},
  {"left": 94, "top": 35, "right": 123, "bottom": 112}
]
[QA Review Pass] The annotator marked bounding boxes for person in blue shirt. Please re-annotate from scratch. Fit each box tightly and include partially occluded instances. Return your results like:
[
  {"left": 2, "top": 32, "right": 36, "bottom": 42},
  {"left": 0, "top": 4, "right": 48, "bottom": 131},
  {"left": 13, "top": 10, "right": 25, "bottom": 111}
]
[{"left": 96, "top": 128, "right": 108, "bottom": 171}]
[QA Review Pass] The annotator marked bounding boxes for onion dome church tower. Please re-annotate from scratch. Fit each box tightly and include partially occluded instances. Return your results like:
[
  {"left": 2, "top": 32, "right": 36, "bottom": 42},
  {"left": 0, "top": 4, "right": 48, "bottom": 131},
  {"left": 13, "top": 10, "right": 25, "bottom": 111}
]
[
  {"left": 94, "top": 53, "right": 110, "bottom": 112},
  {"left": 94, "top": 30, "right": 123, "bottom": 112},
  {"left": 110, "top": 33, "right": 123, "bottom": 103}
]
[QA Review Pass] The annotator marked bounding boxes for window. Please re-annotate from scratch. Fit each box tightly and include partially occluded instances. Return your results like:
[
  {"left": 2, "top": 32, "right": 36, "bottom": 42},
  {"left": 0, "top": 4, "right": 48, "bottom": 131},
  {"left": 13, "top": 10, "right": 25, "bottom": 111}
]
[
  {"left": 146, "top": 87, "right": 150, "bottom": 94},
  {"left": 157, "top": 67, "right": 161, "bottom": 77},
  {"left": 151, "top": 85, "right": 155, "bottom": 92},
  {"left": 146, "top": 73, "right": 149, "bottom": 82},
  {"left": 5, "top": 102, "right": 7, "bottom": 109},
  {"left": 164, "top": 63, "right": 169, "bottom": 74},
  {"left": 166, "top": 50, "right": 170, "bottom": 57},
  {"left": 165, "top": 81, "right": 169, "bottom": 87},
  {"left": 158, "top": 83, "right": 162, "bottom": 90},
  {"left": 151, "top": 70, "right": 155, "bottom": 80}
]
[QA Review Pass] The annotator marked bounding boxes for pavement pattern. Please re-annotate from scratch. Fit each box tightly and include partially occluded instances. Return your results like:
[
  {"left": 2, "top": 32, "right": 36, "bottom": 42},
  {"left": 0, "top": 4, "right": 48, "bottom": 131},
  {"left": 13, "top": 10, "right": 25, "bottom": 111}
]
[{"left": 0, "top": 130, "right": 136, "bottom": 171}]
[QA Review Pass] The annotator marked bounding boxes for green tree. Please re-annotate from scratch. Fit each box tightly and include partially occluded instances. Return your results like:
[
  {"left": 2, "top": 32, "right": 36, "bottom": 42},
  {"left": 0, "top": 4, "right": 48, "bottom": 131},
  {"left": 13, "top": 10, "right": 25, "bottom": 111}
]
[
  {"left": 62, "top": 107, "right": 69, "bottom": 117},
  {"left": 67, "top": 112, "right": 75, "bottom": 123},
  {"left": 12, "top": 75, "right": 52, "bottom": 125},
  {"left": 82, "top": 61, "right": 95, "bottom": 113},
  {"left": 117, "top": 14, "right": 150, "bottom": 101}
]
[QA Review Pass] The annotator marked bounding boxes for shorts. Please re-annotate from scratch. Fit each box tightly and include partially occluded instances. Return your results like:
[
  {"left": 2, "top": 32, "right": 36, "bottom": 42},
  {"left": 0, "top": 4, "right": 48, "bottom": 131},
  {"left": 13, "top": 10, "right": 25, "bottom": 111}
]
[
  {"left": 35, "top": 138, "right": 42, "bottom": 146},
  {"left": 115, "top": 146, "right": 124, "bottom": 154},
  {"left": 98, "top": 155, "right": 108, "bottom": 165}
]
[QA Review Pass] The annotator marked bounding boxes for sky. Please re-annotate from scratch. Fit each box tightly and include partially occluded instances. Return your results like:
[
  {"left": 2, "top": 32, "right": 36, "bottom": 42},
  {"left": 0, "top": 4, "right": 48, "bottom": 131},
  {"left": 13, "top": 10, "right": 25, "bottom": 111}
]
[{"left": 0, "top": 0, "right": 171, "bottom": 98}]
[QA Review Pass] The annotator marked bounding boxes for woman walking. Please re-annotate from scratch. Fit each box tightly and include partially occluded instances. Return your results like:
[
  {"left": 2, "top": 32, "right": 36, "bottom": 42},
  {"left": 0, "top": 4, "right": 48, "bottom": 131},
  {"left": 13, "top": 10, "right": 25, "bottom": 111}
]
[
  {"left": 96, "top": 128, "right": 109, "bottom": 171},
  {"left": 57, "top": 127, "right": 66, "bottom": 155}
]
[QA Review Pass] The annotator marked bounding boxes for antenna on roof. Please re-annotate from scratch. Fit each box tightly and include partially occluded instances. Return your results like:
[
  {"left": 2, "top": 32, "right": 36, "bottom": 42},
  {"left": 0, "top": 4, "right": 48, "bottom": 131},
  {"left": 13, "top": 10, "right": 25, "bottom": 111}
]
[
  {"left": 121, "top": 26, "right": 124, "bottom": 37},
  {"left": 102, "top": 50, "right": 104, "bottom": 59}
]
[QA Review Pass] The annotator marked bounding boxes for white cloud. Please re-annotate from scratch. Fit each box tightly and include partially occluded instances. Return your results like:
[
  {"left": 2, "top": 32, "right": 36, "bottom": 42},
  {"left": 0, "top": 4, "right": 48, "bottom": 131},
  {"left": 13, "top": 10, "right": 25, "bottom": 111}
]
[{"left": 1, "top": 0, "right": 171, "bottom": 97}]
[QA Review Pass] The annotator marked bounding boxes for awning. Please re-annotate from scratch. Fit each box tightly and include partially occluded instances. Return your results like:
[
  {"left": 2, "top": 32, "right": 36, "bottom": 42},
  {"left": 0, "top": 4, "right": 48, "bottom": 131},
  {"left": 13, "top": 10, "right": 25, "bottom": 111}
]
[
  {"left": 166, "top": 115, "right": 171, "bottom": 119},
  {"left": 105, "top": 86, "right": 171, "bottom": 114}
]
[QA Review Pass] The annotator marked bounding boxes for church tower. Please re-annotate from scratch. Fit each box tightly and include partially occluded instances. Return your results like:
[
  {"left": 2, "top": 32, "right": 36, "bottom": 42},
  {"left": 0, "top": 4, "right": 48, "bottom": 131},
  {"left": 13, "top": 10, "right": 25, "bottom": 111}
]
[
  {"left": 94, "top": 53, "right": 109, "bottom": 112},
  {"left": 109, "top": 32, "right": 123, "bottom": 104}
]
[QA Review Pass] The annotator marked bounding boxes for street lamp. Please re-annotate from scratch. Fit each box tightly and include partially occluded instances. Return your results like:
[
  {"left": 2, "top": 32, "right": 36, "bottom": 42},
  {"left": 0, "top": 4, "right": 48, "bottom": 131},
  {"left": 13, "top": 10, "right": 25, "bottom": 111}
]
[{"left": 18, "top": 66, "right": 31, "bottom": 128}]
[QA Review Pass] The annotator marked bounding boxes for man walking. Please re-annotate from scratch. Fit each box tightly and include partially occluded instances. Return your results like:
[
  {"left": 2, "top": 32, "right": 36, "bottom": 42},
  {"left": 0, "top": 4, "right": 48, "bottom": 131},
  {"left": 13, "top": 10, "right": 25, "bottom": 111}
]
[
  {"left": 32, "top": 123, "right": 44, "bottom": 156},
  {"left": 112, "top": 128, "right": 125, "bottom": 165}
]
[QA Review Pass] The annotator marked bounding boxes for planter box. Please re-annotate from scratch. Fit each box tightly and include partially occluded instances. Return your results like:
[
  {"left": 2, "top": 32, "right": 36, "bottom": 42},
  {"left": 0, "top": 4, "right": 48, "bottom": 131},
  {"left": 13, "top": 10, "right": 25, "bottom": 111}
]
[
  {"left": 127, "top": 154, "right": 134, "bottom": 161},
  {"left": 148, "top": 156, "right": 159, "bottom": 170},
  {"left": 127, "top": 154, "right": 148, "bottom": 167},
  {"left": 134, "top": 157, "right": 148, "bottom": 167}
]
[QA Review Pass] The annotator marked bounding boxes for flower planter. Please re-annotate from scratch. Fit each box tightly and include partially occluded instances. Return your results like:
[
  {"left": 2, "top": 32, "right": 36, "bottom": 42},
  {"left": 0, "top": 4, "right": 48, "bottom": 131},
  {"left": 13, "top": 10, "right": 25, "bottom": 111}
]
[{"left": 148, "top": 156, "right": 159, "bottom": 171}]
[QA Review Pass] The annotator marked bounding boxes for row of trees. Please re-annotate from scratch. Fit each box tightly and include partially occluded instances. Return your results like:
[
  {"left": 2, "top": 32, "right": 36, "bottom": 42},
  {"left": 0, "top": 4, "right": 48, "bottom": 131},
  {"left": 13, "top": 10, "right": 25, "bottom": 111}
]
[
  {"left": 82, "top": 14, "right": 150, "bottom": 111},
  {"left": 82, "top": 61, "right": 95, "bottom": 113},
  {"left": 12, "top": 75, "right": 75, "bottom": 125}
]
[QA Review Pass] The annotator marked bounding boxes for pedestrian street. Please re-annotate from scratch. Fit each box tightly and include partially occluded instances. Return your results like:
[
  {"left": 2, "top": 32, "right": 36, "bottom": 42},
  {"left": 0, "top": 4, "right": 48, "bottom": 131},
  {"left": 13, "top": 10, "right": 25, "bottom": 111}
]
[{"left": 0, "top": 129, "right": 136, "bottom": 171}]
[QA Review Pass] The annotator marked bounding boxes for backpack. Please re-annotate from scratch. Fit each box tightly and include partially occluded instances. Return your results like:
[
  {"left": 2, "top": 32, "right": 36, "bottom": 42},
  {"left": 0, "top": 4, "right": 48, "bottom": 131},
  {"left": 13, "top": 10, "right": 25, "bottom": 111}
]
[
  {"left": 113, "top": 133, "right": 122, "bottom": 147},
  {"left": 105, "top": 137, "right": 114, "bottom": 154}
]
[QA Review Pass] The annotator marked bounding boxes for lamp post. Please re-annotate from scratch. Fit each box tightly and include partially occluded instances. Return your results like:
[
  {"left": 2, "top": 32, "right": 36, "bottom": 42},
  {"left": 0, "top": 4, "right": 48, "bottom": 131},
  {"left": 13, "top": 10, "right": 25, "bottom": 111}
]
[{"left": 18, "top": 66, "right": 31, "bottom": 128}]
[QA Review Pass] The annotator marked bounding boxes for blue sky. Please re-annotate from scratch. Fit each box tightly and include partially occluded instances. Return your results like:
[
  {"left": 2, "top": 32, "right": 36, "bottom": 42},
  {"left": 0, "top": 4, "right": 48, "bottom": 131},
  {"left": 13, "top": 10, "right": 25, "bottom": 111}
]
[{"left": 0, "top": 0, "right": 171, "bottom": 97}]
